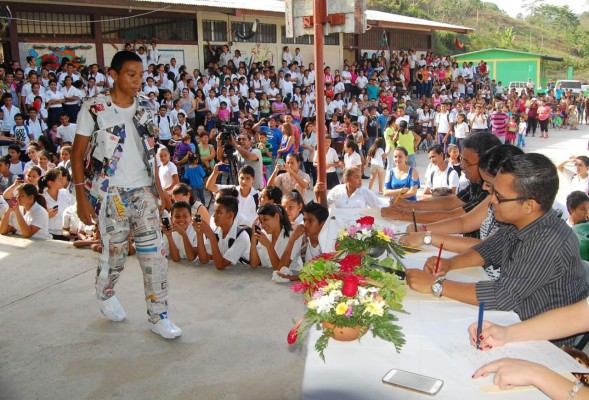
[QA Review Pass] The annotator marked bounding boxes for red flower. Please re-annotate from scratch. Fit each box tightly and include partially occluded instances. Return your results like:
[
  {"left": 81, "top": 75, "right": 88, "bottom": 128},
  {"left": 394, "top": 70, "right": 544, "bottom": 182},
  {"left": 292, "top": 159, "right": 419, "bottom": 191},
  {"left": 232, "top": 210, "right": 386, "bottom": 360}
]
[
  {"left": 339, "top": 253, "right": 362, "bottom": 272},
  {"left": 291, "top": 281, "right": 311, "bottom": 294},
  {"left": 288, "top": 318, "right": 304, "bottom": 344},
  {"left": 356, "top": 216, "right": 375, "bottom": 227},
  {"left": 311, "top": 252, "right": 338, "bottom": 262},
  {"left": 341, "top": 276, "right": 359, "bottom": 297}
]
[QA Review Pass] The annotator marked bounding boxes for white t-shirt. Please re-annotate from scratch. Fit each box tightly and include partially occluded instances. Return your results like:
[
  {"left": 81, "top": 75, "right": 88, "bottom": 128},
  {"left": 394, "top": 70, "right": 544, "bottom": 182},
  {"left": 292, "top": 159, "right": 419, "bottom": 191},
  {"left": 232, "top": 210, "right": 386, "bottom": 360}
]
[
  {"left": 9, "top": 202, "right": 52, "bottom": 239},
  {"left": 343, "top": 152, "right": 362, "bottom": 169},
  {"left": 56, "top": 123, "right": 77, "bottom": 144},
  {"left": 158, "top": 161, "right": 178, "bottom": 190},
  {"left": 204, "top": 220, "right": 251, "bottom": 265},
  {"left": 216, "top": 185, "right": 259, "bottom": 225},
  {"left": 314, "top": 147, "right": 340, "bottom": 173},
  {"left": 327, "top": 185, "right": 382, "bottom": 209},
  {"left": 26, "top": 118, "right": 48, "bottom": 141},
  {"left": 62, "top": 204, "right": 81, "bottom": 234},
  {"left": 454, "top": 121, "right": 469, "bottom": 139},
  {"left": 163, "top": 224, "right": 198, "bottom": 260},
  {"left": 426, "top": 164, "right": 460, "bottom": 191},
  {"left": 43, "top": 189, "right": 75, "bottom": 235},
  {"left": 256, "top": 228, "right": 303, "bottom": 272},
  {"left": 370, "top": 148, "right": 385, "bottom": 168},
  {"left": 76, "top": 101, "right": 150, "bottom": 188}
]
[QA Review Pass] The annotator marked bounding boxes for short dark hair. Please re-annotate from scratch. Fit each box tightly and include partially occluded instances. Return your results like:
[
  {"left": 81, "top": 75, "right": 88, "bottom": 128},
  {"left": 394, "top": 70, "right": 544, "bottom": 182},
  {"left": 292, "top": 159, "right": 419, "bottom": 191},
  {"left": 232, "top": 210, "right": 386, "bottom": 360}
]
[
  {"left": 171, "top": 200, "right": 191, "bottom": 216},
  {"left": 479, "top": 145, "right": 524, "bottom": 177},
  {"left": 239, "top": 165, "right": 255, "bottom": 178},
  {"left": 577, "top": 156, "right": 589, "bottom": 167},
  {"left": 463, "top": 132, "right": 502, "bottom": 156},
  {"left": 110, "top": 51, "right": 142, "bottom": 73},
  {"left": 303, "top": 201, "right": 329, "bottom": 224},
  {"left": 499, "top": 153, "right": 558, "bottom": 212},
  {"left": 567, "top": 191, "right": 589, "bottom": 213},
  {"left": 215, "top": 195, "right": 239, "bottom": 218},
  {"left": 218, "top": 186, "right": 239, "bottom": 198},
  {"left": 429, "top": 145, "right": 444, "bottom": 155}
]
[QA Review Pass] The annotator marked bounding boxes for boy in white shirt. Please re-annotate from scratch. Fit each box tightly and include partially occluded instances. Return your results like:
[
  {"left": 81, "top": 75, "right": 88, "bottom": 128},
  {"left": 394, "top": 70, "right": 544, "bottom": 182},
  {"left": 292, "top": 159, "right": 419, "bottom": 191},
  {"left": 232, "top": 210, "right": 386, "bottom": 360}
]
[
  {"left": 56, "top": 114, "right": 77, "bottom": 145},
  {"left": 424, "top": 145, "right": 460, "bottom": 195},
  {"left": 162, "top": 201, "right": 198, "bottom": 262}
]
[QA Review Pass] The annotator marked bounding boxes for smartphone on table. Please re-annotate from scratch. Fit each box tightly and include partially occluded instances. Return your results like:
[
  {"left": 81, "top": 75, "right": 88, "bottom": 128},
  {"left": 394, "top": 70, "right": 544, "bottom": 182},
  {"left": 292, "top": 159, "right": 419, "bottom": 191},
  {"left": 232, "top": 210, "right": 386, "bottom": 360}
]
[{"left": 382, "top": 369, "right": 443, "bottom": 396}]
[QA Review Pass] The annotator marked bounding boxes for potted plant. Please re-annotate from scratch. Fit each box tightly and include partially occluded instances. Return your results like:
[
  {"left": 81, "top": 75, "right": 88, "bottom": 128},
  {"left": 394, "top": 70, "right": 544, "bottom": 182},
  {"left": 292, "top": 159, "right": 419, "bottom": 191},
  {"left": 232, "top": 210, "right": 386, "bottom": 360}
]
[{"left": 287, "top": 216, "right": 407, "bottom": 361}]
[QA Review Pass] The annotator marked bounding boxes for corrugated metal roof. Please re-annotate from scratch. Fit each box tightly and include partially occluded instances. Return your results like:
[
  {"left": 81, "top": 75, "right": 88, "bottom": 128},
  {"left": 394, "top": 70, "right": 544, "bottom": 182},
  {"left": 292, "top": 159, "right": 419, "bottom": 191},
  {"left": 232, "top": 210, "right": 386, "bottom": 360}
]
[{"left": 134, "top": 0, "right": 473, "bottom": 33}]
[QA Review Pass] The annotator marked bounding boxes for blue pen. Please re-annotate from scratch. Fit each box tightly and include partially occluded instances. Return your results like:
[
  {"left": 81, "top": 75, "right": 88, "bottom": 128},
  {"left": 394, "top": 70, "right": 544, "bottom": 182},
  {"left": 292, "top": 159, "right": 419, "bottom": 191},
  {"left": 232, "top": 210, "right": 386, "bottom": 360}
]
[{"left": 475, "top": 302, "right": 486, "bottom": 350}]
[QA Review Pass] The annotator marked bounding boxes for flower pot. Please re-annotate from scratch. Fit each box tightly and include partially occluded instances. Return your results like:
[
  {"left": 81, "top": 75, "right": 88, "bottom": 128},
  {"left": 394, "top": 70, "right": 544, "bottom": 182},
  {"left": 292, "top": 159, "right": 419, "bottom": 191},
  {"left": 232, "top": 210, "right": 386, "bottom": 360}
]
[{"left": 322, "top": 322, "right": 365, "bottom": 341}]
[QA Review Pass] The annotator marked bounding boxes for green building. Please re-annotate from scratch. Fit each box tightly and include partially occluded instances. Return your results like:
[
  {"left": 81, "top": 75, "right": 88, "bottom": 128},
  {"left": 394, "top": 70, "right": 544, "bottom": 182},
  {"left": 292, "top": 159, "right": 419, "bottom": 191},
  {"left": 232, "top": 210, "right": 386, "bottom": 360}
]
[{"left": 454, "top": 48, "right": 562, "bottom": 88}]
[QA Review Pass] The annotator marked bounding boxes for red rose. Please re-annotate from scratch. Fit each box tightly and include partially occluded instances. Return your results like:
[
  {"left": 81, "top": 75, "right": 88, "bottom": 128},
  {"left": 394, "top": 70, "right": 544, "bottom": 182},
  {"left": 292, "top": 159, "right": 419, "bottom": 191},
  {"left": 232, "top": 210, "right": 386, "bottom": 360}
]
[
  {"left": 341, "top": 276, "right": 359, "bottom": 297},
  {"left": 287, "top": 318, "right": 304, "bottom": 344},
  {"left": 339, "top": 253, "right": 362, "bottom": 272},
  {"left": 356, "top": 216, "right": 375, "bottom": 227}
]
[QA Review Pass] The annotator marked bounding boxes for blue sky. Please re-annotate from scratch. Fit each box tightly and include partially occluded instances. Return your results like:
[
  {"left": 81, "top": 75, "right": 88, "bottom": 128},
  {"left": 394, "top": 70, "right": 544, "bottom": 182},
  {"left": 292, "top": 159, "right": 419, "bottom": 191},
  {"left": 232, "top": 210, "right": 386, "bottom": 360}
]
[{"left": 486, "top": 0, "right": 587, "bottom": 18}]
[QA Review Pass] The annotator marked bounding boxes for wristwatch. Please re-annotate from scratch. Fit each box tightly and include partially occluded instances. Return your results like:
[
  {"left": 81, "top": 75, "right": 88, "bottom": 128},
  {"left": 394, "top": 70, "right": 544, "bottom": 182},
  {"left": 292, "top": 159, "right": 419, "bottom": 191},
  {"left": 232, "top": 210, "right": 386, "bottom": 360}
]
[
  {"left": 423, "top": 231, "right": 432, "bottom": 245},
  {"left": 432, "top": 277, "right": 446, "bottom": 298}
]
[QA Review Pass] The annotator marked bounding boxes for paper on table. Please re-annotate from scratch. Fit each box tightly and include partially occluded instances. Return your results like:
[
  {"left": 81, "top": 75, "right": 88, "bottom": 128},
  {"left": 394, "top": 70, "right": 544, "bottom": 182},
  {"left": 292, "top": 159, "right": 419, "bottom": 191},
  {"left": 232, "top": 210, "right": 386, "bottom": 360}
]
[{"left": 423, "top": 308, "right": 589, "bottom": 390}]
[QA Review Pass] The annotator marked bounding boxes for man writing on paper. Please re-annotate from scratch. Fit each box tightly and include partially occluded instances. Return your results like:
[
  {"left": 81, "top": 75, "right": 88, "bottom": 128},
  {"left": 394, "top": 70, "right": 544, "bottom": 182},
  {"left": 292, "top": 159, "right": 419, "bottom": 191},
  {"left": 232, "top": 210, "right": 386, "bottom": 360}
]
[{"left": 406, "top": 153, "right": 588, "bottom": 346}]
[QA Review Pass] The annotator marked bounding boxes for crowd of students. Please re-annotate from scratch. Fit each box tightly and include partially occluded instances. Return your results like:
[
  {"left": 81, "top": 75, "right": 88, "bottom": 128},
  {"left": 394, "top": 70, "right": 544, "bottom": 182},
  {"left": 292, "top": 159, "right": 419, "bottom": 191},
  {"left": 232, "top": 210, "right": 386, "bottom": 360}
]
[{"left": 1, "top": 43, "right": 589, "bottom": 396}]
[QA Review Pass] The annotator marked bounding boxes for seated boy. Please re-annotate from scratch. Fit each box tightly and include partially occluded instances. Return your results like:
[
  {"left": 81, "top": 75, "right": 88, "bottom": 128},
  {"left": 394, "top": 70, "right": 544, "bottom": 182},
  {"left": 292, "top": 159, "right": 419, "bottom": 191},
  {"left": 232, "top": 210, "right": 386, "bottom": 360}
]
[{"left": 195, "top": 195, "right": 250, "bottom": 270}]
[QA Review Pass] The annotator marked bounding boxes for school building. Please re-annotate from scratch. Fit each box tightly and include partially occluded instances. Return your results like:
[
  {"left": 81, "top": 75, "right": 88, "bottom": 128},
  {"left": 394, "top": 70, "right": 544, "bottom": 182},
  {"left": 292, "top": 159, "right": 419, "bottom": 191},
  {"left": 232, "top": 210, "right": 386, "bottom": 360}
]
[{"left": 2, "top": 0, "right": 472, "bottom": 71}]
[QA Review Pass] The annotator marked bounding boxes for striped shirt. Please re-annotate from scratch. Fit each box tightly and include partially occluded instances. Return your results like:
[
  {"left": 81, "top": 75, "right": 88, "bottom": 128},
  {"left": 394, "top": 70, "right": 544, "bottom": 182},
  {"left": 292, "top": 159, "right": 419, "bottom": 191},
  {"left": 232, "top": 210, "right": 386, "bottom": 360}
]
[
  {"left": 490, "top": 112, "right": 509, "bottom": 136},
  {"left": 474, "top": 209, "right": 588, "bottom": 346}
]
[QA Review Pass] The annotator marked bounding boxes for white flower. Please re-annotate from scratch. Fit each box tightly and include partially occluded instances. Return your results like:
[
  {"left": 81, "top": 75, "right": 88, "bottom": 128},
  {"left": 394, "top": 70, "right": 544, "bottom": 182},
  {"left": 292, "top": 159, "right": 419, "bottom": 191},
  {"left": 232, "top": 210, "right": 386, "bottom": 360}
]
[
  {"left": 362, "top": 228, "right": 372, "bottom": 238},
  {"left": 315, "top": 295, "right": 334, "bottom": 314}
]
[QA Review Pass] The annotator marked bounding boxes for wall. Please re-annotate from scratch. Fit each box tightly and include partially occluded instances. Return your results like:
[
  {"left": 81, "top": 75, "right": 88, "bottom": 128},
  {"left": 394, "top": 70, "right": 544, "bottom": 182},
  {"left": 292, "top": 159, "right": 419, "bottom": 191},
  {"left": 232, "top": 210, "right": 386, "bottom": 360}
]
[
  {"left": 18, "top": 42, "right": 97, "bottom": 70},
  {"left": 102, "top": 43, "right": 199, "bottom": 71}
]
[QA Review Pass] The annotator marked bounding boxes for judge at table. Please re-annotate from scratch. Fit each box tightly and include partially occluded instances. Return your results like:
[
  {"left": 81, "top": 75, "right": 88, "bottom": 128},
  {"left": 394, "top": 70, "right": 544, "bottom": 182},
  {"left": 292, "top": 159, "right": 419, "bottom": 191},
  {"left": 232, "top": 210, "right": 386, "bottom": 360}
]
[
  {"left": 406, "top": 153, "right": 588, "bottom": 346},
  {"left": 314, "top": 166, "right": 382, "bottom": 210}
]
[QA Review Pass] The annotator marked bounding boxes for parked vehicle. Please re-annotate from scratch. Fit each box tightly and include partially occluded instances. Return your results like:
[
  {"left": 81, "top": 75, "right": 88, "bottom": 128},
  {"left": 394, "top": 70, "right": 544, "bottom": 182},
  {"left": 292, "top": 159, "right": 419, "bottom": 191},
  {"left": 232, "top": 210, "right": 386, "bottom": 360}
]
[{"left": 555, "top": 80, "right": 582, "bottom": 95}]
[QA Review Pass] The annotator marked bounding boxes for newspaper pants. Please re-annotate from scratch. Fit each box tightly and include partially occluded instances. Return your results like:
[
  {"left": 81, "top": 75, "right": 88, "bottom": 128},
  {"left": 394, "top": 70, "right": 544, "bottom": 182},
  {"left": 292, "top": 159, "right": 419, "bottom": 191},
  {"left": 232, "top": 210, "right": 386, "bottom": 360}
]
[{"left": 96, "top": 186, "right": 168, "bottom": 323}]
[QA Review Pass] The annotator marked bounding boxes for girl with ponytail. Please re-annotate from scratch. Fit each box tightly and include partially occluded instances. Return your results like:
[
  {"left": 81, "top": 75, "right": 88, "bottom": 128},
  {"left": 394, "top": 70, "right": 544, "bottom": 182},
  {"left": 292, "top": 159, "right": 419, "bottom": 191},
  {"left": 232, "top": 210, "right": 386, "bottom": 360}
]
[
  {"left": 0, "top": 183, "right": 52, "bottom": 239},
  {"left": 38, "top": 168, "right": 75, "bottom": 240},
  {"left": 249, "top": 203, "right": 303, "bottom": 274}
]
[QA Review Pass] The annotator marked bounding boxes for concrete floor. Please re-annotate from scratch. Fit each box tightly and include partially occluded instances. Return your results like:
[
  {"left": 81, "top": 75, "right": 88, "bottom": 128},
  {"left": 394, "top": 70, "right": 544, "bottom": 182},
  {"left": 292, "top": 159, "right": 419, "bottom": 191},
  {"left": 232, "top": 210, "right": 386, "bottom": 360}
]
[{"left": 0, "top": 123, "right": 587, "bottom": 400}]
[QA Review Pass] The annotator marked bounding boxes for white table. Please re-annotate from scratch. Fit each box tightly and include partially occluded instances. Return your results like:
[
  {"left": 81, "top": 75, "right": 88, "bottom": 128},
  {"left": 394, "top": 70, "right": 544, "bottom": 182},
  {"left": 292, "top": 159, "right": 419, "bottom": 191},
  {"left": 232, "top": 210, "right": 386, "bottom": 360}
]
[{"left": 301, "top": 242, "right": 580, "bottom": 399}]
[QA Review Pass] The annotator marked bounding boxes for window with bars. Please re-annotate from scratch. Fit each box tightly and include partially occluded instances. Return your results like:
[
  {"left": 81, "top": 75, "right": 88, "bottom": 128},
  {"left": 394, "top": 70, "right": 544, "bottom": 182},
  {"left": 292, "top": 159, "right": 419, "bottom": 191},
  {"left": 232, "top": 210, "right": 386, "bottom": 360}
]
[
  {"left": 203, "top": 20, "right": 227, "bottom": 42},
  {"left": 231, "top": 22, "right": 276, "bottom": 43},
  {"left": 16, "top": 11, "right": 92, "bottom": 38},
  {"left": 280, "top": 26, "right": 340, "bottom": 45},
  {"left": 102, "top": 16, "right": 196, "bottom": 41},
  {"left": 280, "top": 26, "right": 314, "bottom": 45}
]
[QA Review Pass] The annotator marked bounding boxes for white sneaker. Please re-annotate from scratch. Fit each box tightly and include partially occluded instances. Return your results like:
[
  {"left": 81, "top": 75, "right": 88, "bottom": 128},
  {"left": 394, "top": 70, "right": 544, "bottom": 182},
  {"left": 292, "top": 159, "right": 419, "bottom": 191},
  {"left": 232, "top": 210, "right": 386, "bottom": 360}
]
[
  {"left": 97, "top": 296, "right": 126, "bottom": 322},
  {"left": 150, "top": 318, "right": 182, "bottom": 339}
]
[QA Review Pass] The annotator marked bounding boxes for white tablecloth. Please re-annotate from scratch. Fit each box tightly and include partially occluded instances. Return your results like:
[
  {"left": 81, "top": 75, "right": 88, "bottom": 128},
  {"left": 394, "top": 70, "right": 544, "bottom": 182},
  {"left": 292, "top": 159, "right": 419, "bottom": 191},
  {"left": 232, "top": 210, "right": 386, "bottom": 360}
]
[{"left": 300, "top": 231, "right": 581, "bottom": 399}]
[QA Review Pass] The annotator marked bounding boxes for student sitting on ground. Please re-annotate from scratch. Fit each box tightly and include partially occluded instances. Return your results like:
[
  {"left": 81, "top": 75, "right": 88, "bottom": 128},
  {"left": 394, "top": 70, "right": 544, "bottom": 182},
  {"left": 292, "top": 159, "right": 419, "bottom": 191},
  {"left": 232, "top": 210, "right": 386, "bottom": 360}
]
[
  {"left": 249, "top": 203, "right": 302, "bottom": 274},
  {"left": 195, "top": 195, "right": 251, "bottom": 270},
  {"left": 162, "top": 201, "right": 198, "bottom": 262},
  {"left": 258, "top": 185, "right": 283, "bottom": 207},
  {"left": 0, "top": 183, "right": 52, "bottom": 239}
]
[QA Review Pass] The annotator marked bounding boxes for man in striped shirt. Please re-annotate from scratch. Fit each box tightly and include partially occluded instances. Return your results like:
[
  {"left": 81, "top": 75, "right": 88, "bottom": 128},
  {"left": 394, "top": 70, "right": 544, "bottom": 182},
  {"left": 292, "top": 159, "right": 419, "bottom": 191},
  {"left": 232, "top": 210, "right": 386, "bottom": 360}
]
[{"left": 407, "top": 153, "right": 588, "bottom": 346}]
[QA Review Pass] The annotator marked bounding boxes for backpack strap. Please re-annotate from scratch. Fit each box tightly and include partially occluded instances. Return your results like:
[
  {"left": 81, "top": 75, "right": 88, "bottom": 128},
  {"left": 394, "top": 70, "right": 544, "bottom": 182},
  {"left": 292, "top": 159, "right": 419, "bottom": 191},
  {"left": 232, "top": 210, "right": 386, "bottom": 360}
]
[
  {"left": 253, "top": 192, "right": 259, "bottom": 209},
  {"left": 225, "top": 225, "right": 252, "bottom": 264}
]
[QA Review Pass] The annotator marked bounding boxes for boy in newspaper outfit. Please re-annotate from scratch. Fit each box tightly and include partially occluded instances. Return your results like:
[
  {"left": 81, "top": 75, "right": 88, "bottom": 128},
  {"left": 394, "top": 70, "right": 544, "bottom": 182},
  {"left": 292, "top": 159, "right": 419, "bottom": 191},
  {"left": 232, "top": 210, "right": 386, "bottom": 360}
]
[{"left": 71, "top": 51, "right": 182, "bottom": 339}]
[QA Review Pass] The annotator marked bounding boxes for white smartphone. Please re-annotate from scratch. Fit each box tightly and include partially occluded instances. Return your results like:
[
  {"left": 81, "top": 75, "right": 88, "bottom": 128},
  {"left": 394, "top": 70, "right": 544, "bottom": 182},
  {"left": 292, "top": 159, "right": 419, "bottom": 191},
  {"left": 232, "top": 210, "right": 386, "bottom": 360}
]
[{"left": 382, "top": 369, "right": 444, "bottom": 396}]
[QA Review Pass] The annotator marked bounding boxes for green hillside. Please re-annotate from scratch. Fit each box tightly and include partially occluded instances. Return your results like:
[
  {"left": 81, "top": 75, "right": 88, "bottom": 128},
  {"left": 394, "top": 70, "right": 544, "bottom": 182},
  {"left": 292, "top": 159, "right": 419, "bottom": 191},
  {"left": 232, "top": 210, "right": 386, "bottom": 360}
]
[{"left": 368, "top": 0, "right": 589, "bottom": 82}]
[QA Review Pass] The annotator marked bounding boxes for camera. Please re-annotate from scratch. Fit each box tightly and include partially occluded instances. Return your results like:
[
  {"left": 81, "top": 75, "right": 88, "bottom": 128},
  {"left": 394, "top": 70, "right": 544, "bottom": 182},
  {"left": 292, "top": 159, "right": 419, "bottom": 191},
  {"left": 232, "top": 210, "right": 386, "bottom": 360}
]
[
  {"left": 161, "top": 217, "right": 171, "bottom": 230},
  {"left": 220, "top": 124, "right": 241, "bottom": 160},
  {"left": 193, "top": 215, "right": 201, "bottom": 223}
]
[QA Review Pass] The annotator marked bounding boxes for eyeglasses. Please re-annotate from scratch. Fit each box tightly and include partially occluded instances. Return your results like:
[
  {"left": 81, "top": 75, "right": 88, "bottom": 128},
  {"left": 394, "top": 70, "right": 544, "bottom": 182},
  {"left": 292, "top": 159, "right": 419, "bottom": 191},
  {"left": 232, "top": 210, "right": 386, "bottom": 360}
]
[
  {"left": 487, "top": 184, "right": 529, "bottom": 204},
  {"left": 459, "top": 158, "right": 478, "bottom": 168}
]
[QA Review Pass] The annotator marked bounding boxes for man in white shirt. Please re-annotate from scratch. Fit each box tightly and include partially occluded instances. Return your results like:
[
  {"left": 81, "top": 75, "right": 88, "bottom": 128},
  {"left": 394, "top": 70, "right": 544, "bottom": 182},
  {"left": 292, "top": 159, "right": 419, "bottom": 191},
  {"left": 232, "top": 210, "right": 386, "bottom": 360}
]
[
  {"left": 196, "top": 195, "right": 251, "bottom": 269},
  {"left": 58, "top": 63, "right": 81, "bottom": 86},
  {"left": 88, "top": 64, "right": 106, "bottom": 93},
  {"left": 424, "top": 145, "right": 460, "bottom": 195},
  {"left": 56, "top": 114, "right": 77, "bottom": 145},
  {"left": 168, "top": 58, "right": 179, "bottom": 78},
  {"left": 25, "top": 108, "right": 47, "bottom": 141},
  {"left": 148, "top": 40, "right": 160, "bottom": 65},
  {"left": 155, "top": 105, "right": 172, "bottom": 147}
]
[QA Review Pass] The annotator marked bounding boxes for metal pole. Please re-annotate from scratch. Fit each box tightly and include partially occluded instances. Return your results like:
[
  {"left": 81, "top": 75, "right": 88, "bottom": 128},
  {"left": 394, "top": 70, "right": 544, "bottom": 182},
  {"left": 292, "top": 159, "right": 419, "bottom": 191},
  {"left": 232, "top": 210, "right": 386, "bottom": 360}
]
[{"left": 314, "top": 0, "right": 327, "bottom": 206}]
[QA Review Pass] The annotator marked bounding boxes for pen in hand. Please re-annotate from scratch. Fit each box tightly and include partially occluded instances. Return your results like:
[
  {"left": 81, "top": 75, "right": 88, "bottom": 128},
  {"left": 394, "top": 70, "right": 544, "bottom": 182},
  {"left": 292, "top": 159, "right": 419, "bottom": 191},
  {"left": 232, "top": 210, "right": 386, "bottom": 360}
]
[
  {"left": 475, "top": 302, "right": 486, "bottom": 350},
  {"left": 434, "top": 241, "right": 444, "bottom": 275}
]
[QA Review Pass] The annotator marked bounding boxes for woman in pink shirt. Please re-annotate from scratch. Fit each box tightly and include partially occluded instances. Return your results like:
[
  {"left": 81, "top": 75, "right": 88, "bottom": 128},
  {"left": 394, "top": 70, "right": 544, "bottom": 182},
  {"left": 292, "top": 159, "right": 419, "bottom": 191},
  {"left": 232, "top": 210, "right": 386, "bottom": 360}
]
[{"left": 537, "top": 100, "right": 551, "bottom": 139}]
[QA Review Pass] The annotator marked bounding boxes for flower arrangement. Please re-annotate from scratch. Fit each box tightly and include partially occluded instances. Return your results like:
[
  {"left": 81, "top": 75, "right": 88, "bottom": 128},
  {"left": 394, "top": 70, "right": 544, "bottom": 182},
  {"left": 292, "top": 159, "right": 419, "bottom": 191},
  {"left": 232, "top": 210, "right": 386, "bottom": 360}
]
[{"left": 288, "top": 216, "right": 407, "bottom": 361}]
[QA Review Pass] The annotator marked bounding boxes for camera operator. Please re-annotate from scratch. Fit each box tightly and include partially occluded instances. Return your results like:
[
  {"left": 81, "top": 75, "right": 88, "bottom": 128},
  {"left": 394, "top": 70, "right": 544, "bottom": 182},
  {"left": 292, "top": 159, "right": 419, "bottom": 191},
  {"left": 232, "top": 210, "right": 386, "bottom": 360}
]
[{"left": 217, "top": 127, "right": 264, "bottom": 191}]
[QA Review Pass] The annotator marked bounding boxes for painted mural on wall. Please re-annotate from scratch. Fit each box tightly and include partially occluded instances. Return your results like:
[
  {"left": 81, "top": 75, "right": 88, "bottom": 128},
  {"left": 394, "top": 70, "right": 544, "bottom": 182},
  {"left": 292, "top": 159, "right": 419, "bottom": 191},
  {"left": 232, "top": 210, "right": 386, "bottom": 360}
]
[
  {"left": 241, "top": 43, "right": 275, "bottom": 66},
  {"left": 19, "top": 43, "right": 96, "bottom": 70}
]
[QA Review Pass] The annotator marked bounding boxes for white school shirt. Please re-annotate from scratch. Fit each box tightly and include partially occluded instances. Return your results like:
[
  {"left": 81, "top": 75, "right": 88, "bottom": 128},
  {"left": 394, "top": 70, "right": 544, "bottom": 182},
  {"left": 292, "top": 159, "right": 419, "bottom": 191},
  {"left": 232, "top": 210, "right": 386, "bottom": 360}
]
[
  {"left": 56, "top": 123, "right": 77, "bottom": 144},
  {"left": 26, "top": 117, "right": 48, "bottom": 141},
  {"left": 327, "top": 185, "right": 382, "bottom": 209},
  {"left": 163, "top": 224, "right": 198, "bottom": 260},
  {"left": 216, "top": 185, "right": 259, "bottom": 225},
  {"left": 9, "top": 202, "right": 52, "bottom": 239},
  {"left": 155, "top": 114, "right": 172, "bottom": 140},
  {"left": 45, "top": 89, "right": 64, "bottom": 109},
  {"left": 61, "top": 86, "right": 81, "bottom": 105},
  {"left": 256, "top": 228, "right": 303, "bottom": 272},
  {"left": 158, "top": 161, "right": 178, "bottom": 190},
  {"left": 314, "top": 147, "right": 340, "bottom": 173},
  {"left": 205, "top": 219, "right": 251, "bottom": 265},
  {"left": 343, "top": 152, "right": 362, "bottom": 169},
  {"left": 43, "top": 189, "right": 75, "bottom": 235},
  {"left": 426, "top": 164, "right": 460, "bottom": 191},
  {"left": 454, "top": 121, "right": 469, "bottom": 139},
  {"left": 1, "top": 105, "right": 20, "bottom": 132}
]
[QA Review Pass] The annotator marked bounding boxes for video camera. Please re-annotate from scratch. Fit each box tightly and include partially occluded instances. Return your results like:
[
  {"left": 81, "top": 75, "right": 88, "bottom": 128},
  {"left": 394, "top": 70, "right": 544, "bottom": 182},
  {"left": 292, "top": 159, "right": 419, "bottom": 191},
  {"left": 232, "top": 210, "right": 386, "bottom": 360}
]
[{"left": 220, "top": 123, "right": 241, "bottom": 160}]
